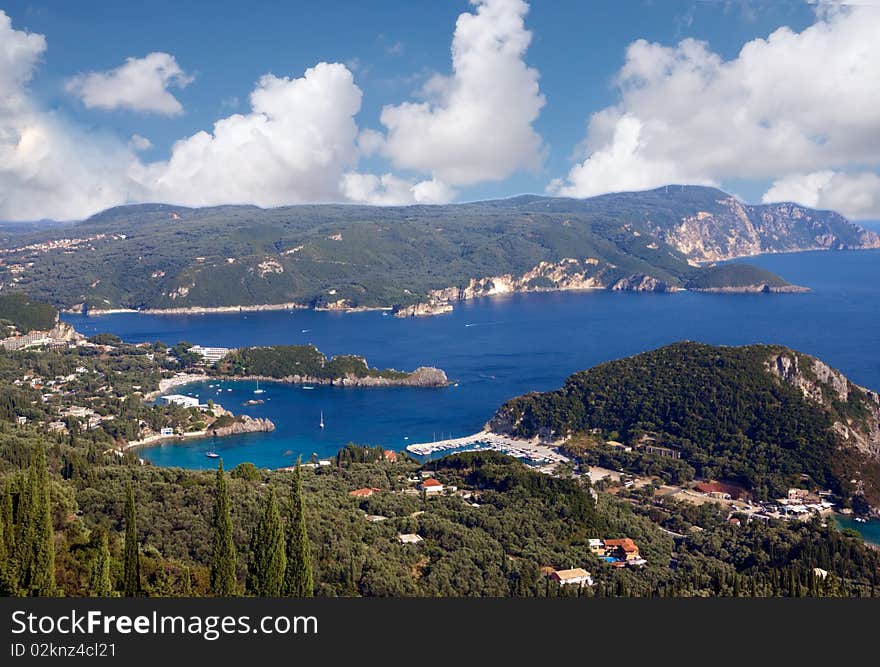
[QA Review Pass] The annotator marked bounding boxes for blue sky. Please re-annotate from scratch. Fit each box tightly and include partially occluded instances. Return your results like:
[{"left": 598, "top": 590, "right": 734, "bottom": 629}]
[{"left": 1, "top": 1, "right": 878, "bottom": 220}]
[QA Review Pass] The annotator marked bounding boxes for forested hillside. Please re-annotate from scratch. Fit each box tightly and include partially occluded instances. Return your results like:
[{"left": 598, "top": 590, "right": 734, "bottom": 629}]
[
  {"left": 490, "top": 343, "right": 880, "bottom": 507},
  {"left": 2, "top": 186, "right": 875, "bottom": 312}
]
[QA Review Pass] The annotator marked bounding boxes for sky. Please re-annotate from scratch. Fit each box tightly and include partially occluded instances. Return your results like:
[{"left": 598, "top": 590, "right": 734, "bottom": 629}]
[{"left": 1, "top": 0, "right": 879, "bottom": 221}]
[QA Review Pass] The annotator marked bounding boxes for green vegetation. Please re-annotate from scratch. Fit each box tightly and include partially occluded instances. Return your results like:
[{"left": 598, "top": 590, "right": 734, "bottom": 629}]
[
  {"left": 210, "top": 460, "right": 237, "bottom": 596},
  {"left": 7, "top": 186, "right": 871, "bottom": 311},
  {"left": 220, "top": 345, "right": 408, "bottom": 380},
  {"left": 0, "top": 292, "right": 57, "bottom": 336},
  {"left": 491, "top": 342, "right": 880, "bottom": 505},
  {"left": 284, "top": 463, "right": 313, "bottom": 597},
  {"left": 123, "top": 482, "right": 140, "bottom": 596},
  {"left": 685, "top": 263, "right": 792, "bottom": 290},
  {"left": 246, "top": 488, "right": 286, "bottom": 596}
]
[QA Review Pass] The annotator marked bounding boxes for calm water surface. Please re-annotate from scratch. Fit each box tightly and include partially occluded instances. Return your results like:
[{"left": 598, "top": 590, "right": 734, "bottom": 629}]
[{"left": 63, "top": 249, "right": 880, "bottom": 472}]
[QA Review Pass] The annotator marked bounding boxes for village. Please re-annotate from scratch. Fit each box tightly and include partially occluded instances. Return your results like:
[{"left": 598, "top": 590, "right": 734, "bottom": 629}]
[{"left": 346, "top": 458, "right": 649, "bottom": 590}]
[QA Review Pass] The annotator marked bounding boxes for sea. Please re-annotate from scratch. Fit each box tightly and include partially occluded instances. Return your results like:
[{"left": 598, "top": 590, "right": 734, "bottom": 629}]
[{"left": 63, "top": 249, "right": 880, "bottom": 537}]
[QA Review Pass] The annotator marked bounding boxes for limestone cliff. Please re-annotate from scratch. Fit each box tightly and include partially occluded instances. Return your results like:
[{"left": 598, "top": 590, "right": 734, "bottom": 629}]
[{"left": 643, "top": 197, "right": 880, "bottom": 263}]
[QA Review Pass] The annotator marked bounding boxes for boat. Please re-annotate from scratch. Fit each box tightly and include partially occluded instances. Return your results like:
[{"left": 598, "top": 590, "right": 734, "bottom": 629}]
[
  {"left": 302, "top": 385, "right": 314, "bottom": 390},
  {"left": 253, "top": 380, "right": 265, "bottom": 395},
  {"left": 319, "top": 410, "right": 325, "bottom": 429},
  {"left": 205, "top": 450, "right": 219, "bottom": 459},
  {"left": 855, "top": 516, "right": 867, "bottom": 523}
]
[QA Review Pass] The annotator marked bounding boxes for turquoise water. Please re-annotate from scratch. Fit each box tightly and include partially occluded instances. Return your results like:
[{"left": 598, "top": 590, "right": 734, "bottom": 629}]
[
  {"left": 64, "top": 249, "right": 880, "bottom": 476},
  {"left": 834, "top": 516, "right": 880, "bottom": 546}
]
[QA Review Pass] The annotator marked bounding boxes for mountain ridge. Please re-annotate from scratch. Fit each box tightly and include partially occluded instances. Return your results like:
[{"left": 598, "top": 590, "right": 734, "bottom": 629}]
[{"left": 1, "top": 185, "right": 876, "bottom": 312}]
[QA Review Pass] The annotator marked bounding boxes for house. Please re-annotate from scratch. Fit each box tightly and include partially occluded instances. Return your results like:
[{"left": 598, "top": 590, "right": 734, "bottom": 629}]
[
  {"left": 349, "top": 487, "right": 381, "bottom": 498},
  {"left": 788, "top": 488, "right": 821, "bottom": 504},
  {"left": 15, "top": 416, "right": 26, "bottom": 425},
  {"left": 550, "top": 568, "right": 594, "bottom": 587},
  {"left": 606, "top": 440, "right": 632, "bottom": 452},
  {"left": 603, "top": 538, "right": 641, "bottom": 562},
  {"left": 160, "top": 427, "right": 174, "bottom": 436},
  {"left": 640, "top": 444, "right": 682, "bottom": 459},
  {"left": 588, "top": 538, "right": 606, "bottom": 556},
  {"left": 397, "top": 533, "right": 424, "bottom": 545},
  {"left": 383, "top": 450, "right": 398, "bottom": 463},
  {"left": 420, "top": 478, "right": 444, "bottom": 493},
  {"left": 159, "top": 394, "right": 200, "bottom": 408}
]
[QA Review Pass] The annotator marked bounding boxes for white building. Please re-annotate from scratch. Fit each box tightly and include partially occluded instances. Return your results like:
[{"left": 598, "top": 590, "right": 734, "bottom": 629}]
[
  {"left": 190, "top": 345, "right": 233, "bottom": 363},
  {"left": 550, "top": 568, "right": 594, "bottom": 587},
  {"left": 397, "top": 533, "right": 424, "bottom": 545},
  {"left": 159, "top": 394, "right": 201, "bottom": 408}
]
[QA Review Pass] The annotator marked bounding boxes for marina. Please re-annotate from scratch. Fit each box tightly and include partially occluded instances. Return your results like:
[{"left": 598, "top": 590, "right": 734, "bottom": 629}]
[{"left": 406, "top": 430, "right": 569, "bottom": 465}]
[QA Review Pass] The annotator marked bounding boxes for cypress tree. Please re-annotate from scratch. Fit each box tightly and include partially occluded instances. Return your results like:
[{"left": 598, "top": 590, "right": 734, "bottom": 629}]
[
  {"left": 88, "top": 533, "right": 113, "bottom": 597},
  {"left": 210, "top": 461, "right": 237, "bottom": 596},
  {"left": 1, "top": 481, "right": 13, "bottom": 559},
  {"left": 16, "top": 444, "right": 55, "bottom": 596},
  {"left": 247, "top": 487, "right": 286, "bottom": 596},
  {"left": 283, "top": 462, "right": 314, "bottom": 597},
  {"left": 123, "top": 483, "right": 141, "bottom": 597}
]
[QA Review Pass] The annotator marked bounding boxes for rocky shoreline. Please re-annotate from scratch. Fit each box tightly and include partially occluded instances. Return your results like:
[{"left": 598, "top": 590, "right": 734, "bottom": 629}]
[
  {"left": 224, "top": 366, "right": 449, "bottom": 388},
  {"left": 119, "top": 414, "right": 275, "bottom": 452},
  {"left": 688, "top": 283, "right": 811, "bottom": 294}
]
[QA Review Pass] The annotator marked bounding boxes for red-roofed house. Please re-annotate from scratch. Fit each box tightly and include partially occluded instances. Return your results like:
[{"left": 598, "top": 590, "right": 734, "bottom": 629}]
[
  {"left": 603, "top": 538, "right": 640, "bottom": 562},
  {"left": 349, "top": 487, "right": 381, "bottom": 498},
  {"left": 383, "top": 450, "right": 398, "bottom": 463},
  {"left": 420, "top": 478, "right": 444, "bottom": 493}
]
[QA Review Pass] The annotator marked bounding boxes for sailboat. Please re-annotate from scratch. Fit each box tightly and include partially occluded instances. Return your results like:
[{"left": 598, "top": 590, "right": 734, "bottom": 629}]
[
  {"left": 205, "top": 449, "right": 219, "bottom": 459},
  {"left": 319, "top": 410, "right": 325, "bottom": 429},
  {"left": 253, "top": 379, "right": 265, "bottom": 395}
]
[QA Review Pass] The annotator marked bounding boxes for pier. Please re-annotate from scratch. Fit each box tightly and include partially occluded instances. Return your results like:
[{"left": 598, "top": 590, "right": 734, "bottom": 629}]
[{"left": 405, "top": 430, "right": 569, "bottom": 464}]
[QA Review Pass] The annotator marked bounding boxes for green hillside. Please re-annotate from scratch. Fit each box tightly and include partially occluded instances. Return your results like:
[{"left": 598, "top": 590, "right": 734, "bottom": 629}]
[
  {"left": 0, "top": 292, "right": 58, "bottom": 335},
  {"left": 490, "top": 342, "right": 880, "bottom": 506},
  {"left": 2, "top": 186, "right": 873, "bottom": 311},
  {"left": 684, "top": 263, "right": 792, "bottom": 290}
]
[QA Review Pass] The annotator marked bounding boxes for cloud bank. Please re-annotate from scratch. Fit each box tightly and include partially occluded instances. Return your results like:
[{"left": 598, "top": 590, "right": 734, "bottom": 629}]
[{"left": 549, "top": 4, "right": 880, "bottom": 218}]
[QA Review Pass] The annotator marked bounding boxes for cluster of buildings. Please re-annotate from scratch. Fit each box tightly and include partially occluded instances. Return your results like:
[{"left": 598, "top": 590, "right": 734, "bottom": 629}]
[{"left": 589, "top": 537, "right": 647, "bottom": 568}]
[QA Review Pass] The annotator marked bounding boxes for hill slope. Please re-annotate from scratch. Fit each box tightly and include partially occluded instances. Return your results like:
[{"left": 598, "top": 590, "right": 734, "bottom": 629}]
[
  {"left": 489, "top": 342, "right": 880, "bottom": 509},
  {"left": 1, "top": 186, "right": 876, "bottom": 312}
]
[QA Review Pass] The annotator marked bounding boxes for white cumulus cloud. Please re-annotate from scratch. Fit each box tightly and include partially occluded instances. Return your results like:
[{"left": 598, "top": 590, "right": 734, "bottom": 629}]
[
  {"left": 372, "top": 0, "right": 545, "bottom": 187},
  {"left": 763, "top": 171, "right": 880, "bottom": 219},
  {"left": 133, "top": 63, "right": 363, "bottom": 207},
  {"left": 550, "top": 4, "right": 880, "bottom": 217},
  {"left": 65, "top": 52, "right": 193, "bottom": 115},
  {"left": 341, "top": 172, "right": 455, "bottom": 205}
]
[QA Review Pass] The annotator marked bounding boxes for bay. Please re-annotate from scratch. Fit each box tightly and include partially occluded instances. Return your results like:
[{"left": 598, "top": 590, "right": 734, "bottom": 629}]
[{"left": 63, "top": 249, "right": 880, "bottom": 474}]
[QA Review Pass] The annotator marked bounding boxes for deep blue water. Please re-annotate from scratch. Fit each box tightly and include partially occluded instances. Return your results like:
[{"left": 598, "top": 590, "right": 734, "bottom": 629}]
[{"left": 63, "top": 249, "right": 880, "bottom": 472}]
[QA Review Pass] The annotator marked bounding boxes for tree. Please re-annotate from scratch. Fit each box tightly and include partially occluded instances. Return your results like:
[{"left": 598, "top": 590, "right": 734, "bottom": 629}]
[
  {"left": 284, "top": 462, "right": 314, "bottom": 597},
  {"left": 210, "top": 461, "right": 237, "bottom": 596},
  {"left": 88, "top": 532, "right": 113, "bottom": 597},
  {"left": 247, "top": 487, "right": 286, "bottom": 596},
  {"left": 16, "top": 444, "right": 55, "bottom": 596},
  {"left": 123, "top": 483, "right": 141, "bottom": 596}
]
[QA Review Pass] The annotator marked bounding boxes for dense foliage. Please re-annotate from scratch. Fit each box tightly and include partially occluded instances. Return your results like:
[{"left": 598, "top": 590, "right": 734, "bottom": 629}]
[
  {"left": 684, "top": 263, "right": 791, "bottom": 289},
  {"left": 0, "top": 292, "right": 57, "bottom": 335},
  {"left": 492, "top": 342, "right": 879, "bottom": 503},
  {"left": 220, "top": 345, "right": 408, "bottom": 380}
]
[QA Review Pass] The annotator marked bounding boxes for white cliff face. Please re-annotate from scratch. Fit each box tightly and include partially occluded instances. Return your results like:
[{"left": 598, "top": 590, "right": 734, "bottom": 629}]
[
  {"left": 645, "top": 198, "right": 880, "bottom": 263},
  {"left": 396, "top": 257, "right": 676, "bottom": 316},
  {"left": 768, "top": 352, "right": 880, "bottom": 458}
]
